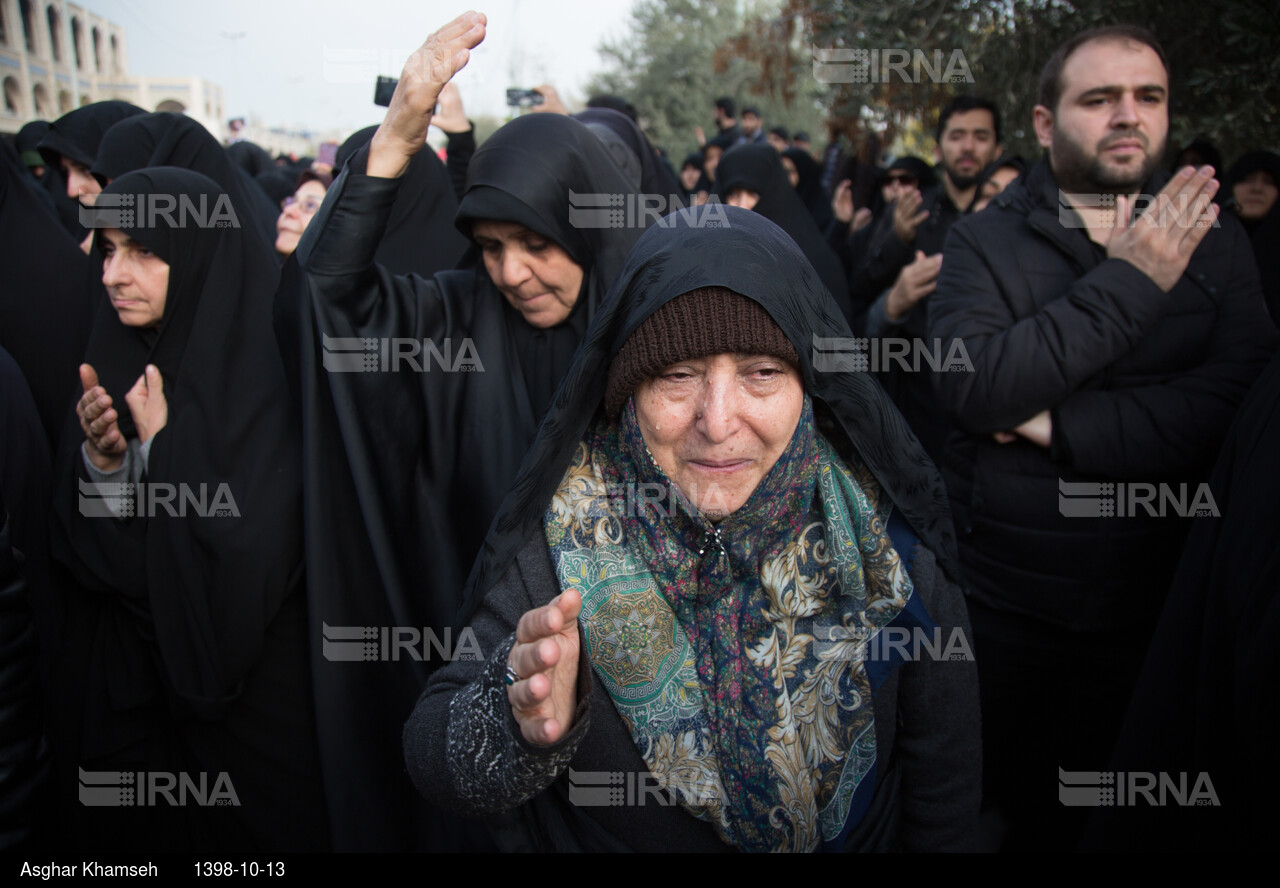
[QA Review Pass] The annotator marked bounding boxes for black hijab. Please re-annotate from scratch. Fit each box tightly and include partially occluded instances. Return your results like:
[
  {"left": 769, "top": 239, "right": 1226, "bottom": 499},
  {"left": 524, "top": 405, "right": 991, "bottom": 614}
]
[
  {"left": 36, "top": 101, "right": 145, "bottom": 171},
  {"left": 461, "top": 205, "right": 959, "bottom": 622},
  {"left": 0, "top": 138, "right": 93, "bottom": 450},
  {"left": 783, "top": 146, "right": 833, "bottom": 231},
  {"left": 225, "top": 140, "right": 274, "bottom": 178},
  {"left": 91, "top": 112, "right": 281, "bottom": 251},
  {"left": 713, "top": 143, "right": 850, "bottom": 317},
  {"left": 334, "top": 125, "right": 469, "bottom": 277},
  {"left": 572, "top": 107, "right": 685, "bottom": 203},
  {"left": 1224, "top": 150, "right": 1280, "bottom": 320},
  {"left": 14, "top": 120, "right": 85, "bottom": 238}
]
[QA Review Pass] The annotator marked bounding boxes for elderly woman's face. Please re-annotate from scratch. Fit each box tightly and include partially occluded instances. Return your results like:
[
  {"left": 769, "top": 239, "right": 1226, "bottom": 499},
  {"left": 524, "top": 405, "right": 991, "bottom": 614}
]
[{"left": 633, "top": 353, "right": 803, "bottom": 520}]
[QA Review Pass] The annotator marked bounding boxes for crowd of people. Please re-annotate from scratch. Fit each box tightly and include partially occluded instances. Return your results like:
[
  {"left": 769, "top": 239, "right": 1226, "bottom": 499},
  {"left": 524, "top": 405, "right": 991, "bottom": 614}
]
[{"left": 1, "top": 10, "right": 1277, "bottom": 854}]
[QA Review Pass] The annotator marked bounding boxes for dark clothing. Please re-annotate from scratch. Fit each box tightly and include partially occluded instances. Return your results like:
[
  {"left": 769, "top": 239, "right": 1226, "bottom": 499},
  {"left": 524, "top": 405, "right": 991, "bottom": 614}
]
[
  {"left": 284, "top": 114, "right": 647, "bottom": 850},
  {"left": 783, "top": 146, "right": 832, "bottom": 232},
  {"left": 14, "top": 121, "right": 84, "bottom": 239},
  {"left": 444, "top": 126, "right": 476, "bottom": 202},
  {"left": 1224, "top": 150, "right": 1280, "bottom": 321},
  {"left": 225, "top": 141, "right": 275, "bottom": 179},
  {"left": 573, "top": 107, "right": 684, "bottom": 204}
]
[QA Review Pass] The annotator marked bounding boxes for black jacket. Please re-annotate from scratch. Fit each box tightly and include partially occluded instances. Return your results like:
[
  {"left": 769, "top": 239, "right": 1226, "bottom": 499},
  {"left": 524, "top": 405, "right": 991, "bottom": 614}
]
[{"left": 929, "top": 158, "right": 1278, "bottom": 631}]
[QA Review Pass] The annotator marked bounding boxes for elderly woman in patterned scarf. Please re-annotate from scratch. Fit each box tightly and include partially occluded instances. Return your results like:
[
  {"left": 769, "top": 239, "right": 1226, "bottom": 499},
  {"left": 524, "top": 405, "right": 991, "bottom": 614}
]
[{"left": 404, "top": 205, "right": 980, "bottom": 853}]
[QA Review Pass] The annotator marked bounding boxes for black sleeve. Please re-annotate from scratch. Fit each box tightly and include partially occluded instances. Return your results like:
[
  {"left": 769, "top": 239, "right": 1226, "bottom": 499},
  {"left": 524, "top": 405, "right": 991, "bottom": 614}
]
[{"left": 445, "top": 126, "right": 476, "bottom": 203}]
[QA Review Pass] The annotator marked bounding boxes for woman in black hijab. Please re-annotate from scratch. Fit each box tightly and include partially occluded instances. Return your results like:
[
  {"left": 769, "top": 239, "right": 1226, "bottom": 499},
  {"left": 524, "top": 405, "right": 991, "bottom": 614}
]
[
  {"left": 572, "top": 107, "right": 685, "bottom": 205},
  {"left": 91, "top": 112, "right": 281, "bottom": 249},
  {"left": 1224, "top": 150, "right": 1280, "bottom": 320},
  {"left": 49, "top": 168, "right": 328, "bottom": 853},
  {"left": 333, "top": 125, "right": 469, "bottom": 276},
  {"left": 14, "top": 121, "right": 84, "bottom": 238},
  {"left": 782, "top": 145, "right": 833, "bottom": 231},
  {"left": 279, "top": 12, "right": 648, "bottom": 851},
  {"left": 714, "top": 142, "right": 850, "bottom": 318},
  {"left": 403, "top": 205, "right": 978, "bottom": 852}
]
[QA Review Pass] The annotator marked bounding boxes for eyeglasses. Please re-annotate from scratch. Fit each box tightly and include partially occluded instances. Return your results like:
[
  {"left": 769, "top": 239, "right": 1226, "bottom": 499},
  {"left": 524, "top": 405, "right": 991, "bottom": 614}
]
[
  {"left": 884, "top": 174, "right": 918, "bottom": 187},
  {"left": 282, "top": 195, "right": 324, "bottom": 214}
]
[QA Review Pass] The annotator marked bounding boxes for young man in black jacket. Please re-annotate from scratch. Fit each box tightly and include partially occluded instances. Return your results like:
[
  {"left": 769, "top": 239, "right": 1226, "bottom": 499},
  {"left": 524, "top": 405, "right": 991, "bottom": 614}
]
[{"left": 928, "top": 25, "right": 1278, "bottom": 850}]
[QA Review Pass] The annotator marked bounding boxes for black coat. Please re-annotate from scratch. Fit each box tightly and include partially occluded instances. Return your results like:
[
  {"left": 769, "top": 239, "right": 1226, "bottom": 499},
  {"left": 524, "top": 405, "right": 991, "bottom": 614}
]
[{"left": 929, "top": 157, "right": 1278, "bottom": 631}]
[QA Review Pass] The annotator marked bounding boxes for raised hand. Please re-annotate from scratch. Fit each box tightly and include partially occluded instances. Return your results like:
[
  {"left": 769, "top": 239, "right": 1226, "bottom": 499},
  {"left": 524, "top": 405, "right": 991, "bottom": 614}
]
[
  {"left": 432, "top": 82, "right": 471, "bottom": 134},
  {"left": 124, "top": 364, "right": 168, "bottom": 444},
  {"left": 885, "top": 250, "right": 942, "bottom": 323},
  {"left": 529, "top": 84, "right": 569, "bottom": 115},
  {"left": 892, "top": 188, "right": 929, "bottom": 244},
  {"left": 1107, "top": 165, "right": 1219, "bottom": 293},
  {"left": 831, "top": 179, "right": 854, "bottom": 225},
  {"left": 369, "top": 11, "right": 487, "bottom": 179},
  {"left": 506, "top": 590, "right": 582, "bottom": 746},
  {"left": 77, "top": 363, "right": 126, "bottom": 472}
]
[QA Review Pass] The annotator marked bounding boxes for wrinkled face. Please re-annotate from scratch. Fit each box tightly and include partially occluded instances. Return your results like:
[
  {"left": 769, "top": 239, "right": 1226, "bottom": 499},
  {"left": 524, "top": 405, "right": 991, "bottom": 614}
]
[
  {"left": 473, "top": 219, "right": 584, "bottom": 329},
  {"left": 680, "top": 164, "right": 701, "bottom": 191},
  {"left": 1037, "top": 37, "right": 1169, "bottom": 194},
  {"left": 781, "top": 155, "right": 800, "bottom": 188},
  {"left": 725, "top": 188, "right": 760, "bottom": 211},
  {"left": 61, "top": 156, "right": 101, "bottom": 204},
  {"left": 633, "top": 352, "right": 803, "bottom": 521},
  {"left": 937, "top": 109, "right": 1000, "bottom": 191},
  {"left": 275, "top": 180, "right": 327, "bottom": 256},
  {"left": 972, "top": 165, "right": 1022, "bottom": 212},
  {"left": 100, "top": 227, "right": 170, "bottom": 328},
  {"left": 1234, "top": 170, "right": 1278, "bottom": 222}
]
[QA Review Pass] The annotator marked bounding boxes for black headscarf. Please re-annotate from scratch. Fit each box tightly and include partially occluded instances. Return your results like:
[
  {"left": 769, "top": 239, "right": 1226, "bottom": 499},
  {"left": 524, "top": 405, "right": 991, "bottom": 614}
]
[
  {"left": 572, "top": 107, "right": 685, "bottom": 204},
  {"left": 0, "top": 138, "right": 93, "bottom": 450},
  {"left": 713, "top": 143, "right": 850, "bottom": 316},
  {"left": 14, "top": 120, "right": 84, "bottom": 238},
  {"left": 1224, "top": 151, "right": 1280, "bottom": 320},
  {"left": 35, "top": 101, "right": 145, "bottom": 170},
  {"left": 254, "top": 168, "right": 296, "bottom": 206},
  {"left": 461, "top": 205, "right": 959, "bottom": 622},
  {"left": 225, "top": 140, "right": 274, "bottom": 178},
  {"left": 49, "top": 167, "right": 324, "bottom": 850},
  {"left": 783, "top": 146, "right": 833, "bottom": 231},
  {"left": 334, "top": 125, "right": 469, "bottom": 277},
  {"left": 91, "top": 112, "right": 281, "bottom": 250}
]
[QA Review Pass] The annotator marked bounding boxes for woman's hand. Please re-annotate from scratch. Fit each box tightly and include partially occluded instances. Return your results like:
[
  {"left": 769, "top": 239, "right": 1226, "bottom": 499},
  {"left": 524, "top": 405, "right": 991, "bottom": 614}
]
[
  {"left": 369, "top": 11, "right": 487, "bottom": 179},
  {"left": 77, "top": 363, "right": 126, "bottom": 473},
  {"left": 124, "top": 364, "right": 168, "bottom": 444},
  {"left": 432, "top": 82, "right": 471, "bottom": 134},
  {"left": 507, "top": 589, "right": 582, "bottom": 746}
]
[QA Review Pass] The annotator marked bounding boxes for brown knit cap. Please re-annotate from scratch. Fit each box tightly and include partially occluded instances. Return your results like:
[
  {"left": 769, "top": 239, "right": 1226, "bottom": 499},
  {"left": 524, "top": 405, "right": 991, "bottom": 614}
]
[{"left": 604, "top": 287, "right": 799, "bottom": 418}]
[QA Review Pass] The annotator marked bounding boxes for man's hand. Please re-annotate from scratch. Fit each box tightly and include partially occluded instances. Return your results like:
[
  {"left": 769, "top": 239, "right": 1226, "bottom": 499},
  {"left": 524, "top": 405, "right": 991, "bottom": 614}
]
[
  {"left": 368, "top": 11, "right": 487, "bottom": 179},
  {"left": 77, "top": 364, "right": 126, "bottom": 473},
  {"left": 892, "top": 188, "right": 929, "bottom": 244},
  {"left": 832, "top": 179, "right": 854, "bottom": 224},
  {"left": 694, "top": 125, "right": 706, "bottom": 148},
  {"left": 1107, "top": 165, "right": 1219, "bottom": 293},
  {"left": 124, "top": 364, "right": 168, "bottom": 445},
  {"left": 994, "top": 410, "right": 1052, "bottom": 448},
  {"left": 507, "top": 590, "right": 581, "bottom": 746},
  {"left": 431, "top": 82, "right": 471, "bottom": 134},
  {"left": 885, "top": 250, "right": 942, "bottom": 323}
]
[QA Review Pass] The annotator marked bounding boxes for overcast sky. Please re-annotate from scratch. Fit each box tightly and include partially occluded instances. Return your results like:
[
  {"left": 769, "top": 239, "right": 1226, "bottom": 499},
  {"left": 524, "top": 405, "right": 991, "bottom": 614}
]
[{"left": 95, "top": 0, "right": 639, "bottom": 133}]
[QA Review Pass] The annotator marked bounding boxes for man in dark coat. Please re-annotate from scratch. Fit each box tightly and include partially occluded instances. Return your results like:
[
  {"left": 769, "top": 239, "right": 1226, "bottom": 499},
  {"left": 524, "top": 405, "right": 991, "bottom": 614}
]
[
  {"left": 927, "top": 24, "right": 1278, "bottom": 850},
  {"left": 852, "top": 96, "right": 1003, "bottom": 464}
]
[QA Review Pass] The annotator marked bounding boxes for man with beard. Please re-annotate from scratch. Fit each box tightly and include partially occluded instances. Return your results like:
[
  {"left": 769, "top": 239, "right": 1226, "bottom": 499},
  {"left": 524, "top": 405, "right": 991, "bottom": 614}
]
[
  {"left": 850, "top": 96, "right": 1003, "bottom": 462},
  {"left": 928, "top": 25, "right": 1277, "bottom": 850}
]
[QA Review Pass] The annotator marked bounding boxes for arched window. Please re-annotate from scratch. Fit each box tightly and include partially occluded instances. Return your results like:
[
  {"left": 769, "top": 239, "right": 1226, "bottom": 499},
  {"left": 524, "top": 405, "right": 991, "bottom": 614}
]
[
  {"left": 71, "top": 17, "right": 83, "bottom": 69},
  {"left": 58, "top": 88, "right": 72, "bottom": 112},
  {"left": 33, "top": 82, "right": 52, "bottom": 117},
  {"left": 79, "top": 92, "right": 90, "bottom": 106},
  {"left": 156, "top": 99, "right": 186, "bottom": 113},
  {"left": 20, "top": 1, "right": 35, "bottom": 54},
  {"left": 109, "top": 34, "right": 118, "bottom": 73},
  {"left": 92, "top": 26, "right": 101, "bottom": 73},
  {"left": 3, "top": 77, "right": 23, "bottom": 115},
  {"left": 46, "top": 6, "right": 61, "bottom": 63}
]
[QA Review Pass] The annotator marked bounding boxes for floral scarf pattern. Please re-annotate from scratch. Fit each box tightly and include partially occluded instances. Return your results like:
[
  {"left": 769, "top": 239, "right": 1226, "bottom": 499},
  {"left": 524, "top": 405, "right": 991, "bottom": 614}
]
[{"left": 543, "top": 397, "right": 915, "bottom": 852}]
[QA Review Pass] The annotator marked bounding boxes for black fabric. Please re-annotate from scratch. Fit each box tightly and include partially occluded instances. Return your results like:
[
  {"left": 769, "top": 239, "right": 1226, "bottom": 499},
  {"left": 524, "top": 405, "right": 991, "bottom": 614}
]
[
  {"left": 1224, "top": 150, "right": 1280, "bottom": 321},
  {"left": 1083, "top": 350, "right": 1280, "bottom": 851},
  {"left": 573, "top": 107, "right": 685, "bottom": 204},
  {"left": 783, "top": 146, "right": 833, "bottom": 232},
  {"left": 0, "top": 139, "right": 94, "bottom": 450},
  {"left": 460, "top": 204, "right": 959, "bottom": 623},
  {"left": 36, "top": 101, "right": 145, "bottom": 171},
  {"left": 254, "top": 168, "right": 296, "bottom": 206},
  {"left": 225, "top": 140, "right": 274, "bottom": 179},
  {"left": 712, "top": 143, "right": 850, "bottom": 319},
  {"left": 48, "top": 168, "right": 326, "bottom": 852},
  {"left": 929, "top": 156, "right": 1279, "bottom": 631},
  {"left": 334, "top": 125, "right": 469, "bottom": 277},
  {"left": 282, "top": 113, "right": 648, "bottom": 850},
  {"left": 14, "top": 121, "right": 85, "bottom": 239},
  {"left": 91, "top": 112, "right": 280, "bottom": 250}
]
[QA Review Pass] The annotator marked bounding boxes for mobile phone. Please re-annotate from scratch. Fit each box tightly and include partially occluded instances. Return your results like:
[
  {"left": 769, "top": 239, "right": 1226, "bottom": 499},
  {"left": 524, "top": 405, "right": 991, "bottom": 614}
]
[
  {"left": 316, "top": 143, "right": 338, "bottom": 167},
  {"left": 505, "top": 88, "right": 544, "bottom": 109},
  {"left": 374, "top": 75, "right": 398, "bottom": 107}
]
